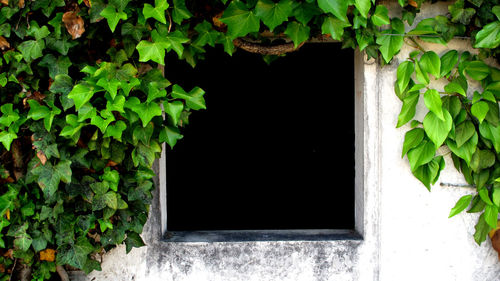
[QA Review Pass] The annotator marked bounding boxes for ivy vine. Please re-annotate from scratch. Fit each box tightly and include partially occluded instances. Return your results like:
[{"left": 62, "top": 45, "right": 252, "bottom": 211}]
[{"left": 0, "top": 0, "right": 498, "bottom": 280}]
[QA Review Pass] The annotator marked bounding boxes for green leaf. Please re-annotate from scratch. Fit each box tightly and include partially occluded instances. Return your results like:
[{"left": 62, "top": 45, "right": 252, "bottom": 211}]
[
  {"left": 321, "top": 16, "right": 351, "bottom": 41},
  {"left": 284, "top": 21, "right": 310, "bottom": 48},
  {"left": 424, "top": 89, "right": 444, "bottom": 121},
  {"left": 354, "top": 0, "right": 371, "bottom": 18},
  {"left": 0, "top": 104, "right": 20, "bottom": 128},
  {"left": 39, "top": 54, "right": 72, "bottom": 79},
  {"left": 219, "top": 1, "right": 260, "bottom": 39},
  {"left": 124, "top": 232, "right": 145, "bottom": 254},
  {"left": 485, "top": 204, "right": 499, "bottom": 228},
  {"left": 444, "top": 81, "right": 466, "bottom": 97},
  {"left": 14, "top": 233, "right": 32, "bottom": 252},
  {"left": 479, "top": 121, "right": 500, "bottom": 153},
  {"left": 0, "top": 130, "right": 17, "bottom": 150},
  {"left": 171, "top": 85, "right": 206, "bottom": 110},
  {"left": 396, "top": 61, "right": 414, "bottom": 94},
  {"left": 193, "top": 21, "right": 220, "bottom": 47},
  {"left": 57, "top": 237, "right": 94, "bottom": 269},
  {"left": 449, "top": 194, "right": 473, "bottom": 218},
  {"left": 474, "top": 214, "right": 492, "bottom": 245},
  {"left": 68, "top": 83, "right": 97, "bottom": 110},
  {"left": 17, "top": 40, "right": 45, "bottom": 62},
  {"left": 412, "top": 156, "right": 443, "bottom": 190},
  {"left": 376, "top": 19, "right": 404, "bottom": 63},
  {"left": 449, "top": 0, "right": 475, "bottom": 25},
  {"left": 371, "top": 5, "right": 390, "bottom": 26},
  {"left": 414, "top": 60, "right": 430, "bottom": 85},
  {"left": 104, "top": 121, "right": 127, "bottom": 141},
  {"left": 396, "top": 92, "right": 419, "bottom": 128},
  {"left": 474, "top": 21, "right": 500, "bottom": 49},
  {"left": 407, "top": 140, "right": 436, "bottom": 172},
  {"left": 101, "top": 5, "right": 128, "bottom": 33},
  {"left": 317, "top": 0, "right": 348, "bottom": 22},
  {"left": 91, "top": 114, "right": 115, "bottom": 134},
  {"left": 172, "top": 0, "right": 193, "bottom": 24},
  {"left": 165, "top": 101, "right": 184, "bottom": 125},
  {"left": 471, "top": 149, "right": 495, "bottom": 172},
  {"left": 255, "top": 0, "right": 293, "bottom": 31},
  {"left": 423, "top": 109, "right": 453, "bottom": 148},
  {"left": 455, "top": 121, "right": 475, "bottom": 147},
  {"left": 125, "top": 97, "right": 163, "bottom": 127},
  {"left": 471, "top": 101, "right": 489, "bottom": 123},
  {"left": 465, "top": 61, "right": 490, "bottom": 81},
  {"left": 446, "top": 132, "right": 477, "bottom": 165},
  {"left": 136, "top": 40, "right": 165, "bottom": 65},
  {"left": 143, "top": 0, "right": 169, "bottom": 24},
  {"left": 103, "top": 191, "right": 118, "bottom": 209},
  {"left": 420, "top": 51, "right": 441, "bottom": 79},
  {"left": 97, "top": 77, "right": 121, "bottom": 100},
  {"left": 160, "top": 126, "right": 183, "bottom": 149},
  {"left": 402, "top": 128, "right": 425, "bottom": 157},
  {"left": 440, "top": 50, "right": 458, "bottom": 78}
]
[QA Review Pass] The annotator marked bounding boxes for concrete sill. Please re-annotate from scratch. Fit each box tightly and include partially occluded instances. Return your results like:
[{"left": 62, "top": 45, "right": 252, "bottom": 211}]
[{"left": 162, "top": 229, "right": 362, "bottom": 243}]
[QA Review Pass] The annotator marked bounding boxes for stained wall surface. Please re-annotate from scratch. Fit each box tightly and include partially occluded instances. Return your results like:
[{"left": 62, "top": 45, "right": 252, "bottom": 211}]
[{"left": 71, "top": 2, "right": 500, "bottom": 280}]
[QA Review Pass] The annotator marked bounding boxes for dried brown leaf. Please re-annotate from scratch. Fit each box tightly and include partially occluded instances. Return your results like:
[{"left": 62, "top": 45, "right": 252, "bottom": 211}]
[
  {"left": 0, "top": 0, "right": 7, "bottom": 5},
  {"left": 40, "top": 249, "right": 56, "bottom": 262},
  {"left": 408, "top": 0, "right": 418, "bottom": 8},
  {"left": 3, "top": 249, "right": 13, "bottom": 259},
  {"left": 18, "top": 0, "right": 23, "bottom": 8},
  {"left": 212, "top": 12, "right": 225, "bottom": 28},
  {"left": 83, "top": 0, "right": 91, "bottom": 7},
  {"left": 37, "top": 150, "right": 47, "bottom": 165},
  {"left": 0, "top": 36, "right": 10, "bottom": 50},
  {"left": 105, "top": 160, "right": 118, "bottom": 167},
  {"left": 62, "top": 11, "right": 86, "bottom": 39}
]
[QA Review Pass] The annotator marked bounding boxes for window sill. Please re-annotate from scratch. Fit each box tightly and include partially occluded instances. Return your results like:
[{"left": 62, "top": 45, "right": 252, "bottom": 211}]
[{"left": 162, "top": 229, "right": 362, "bottom": 243}]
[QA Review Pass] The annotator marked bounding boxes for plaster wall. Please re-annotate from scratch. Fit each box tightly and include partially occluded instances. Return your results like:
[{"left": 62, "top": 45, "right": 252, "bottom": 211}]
[{"left": 71, "top": 2, "right": 500, "bottom": 280}]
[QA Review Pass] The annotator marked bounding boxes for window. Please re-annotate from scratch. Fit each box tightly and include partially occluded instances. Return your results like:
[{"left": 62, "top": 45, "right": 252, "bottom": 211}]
[{"left": 162, "top": 43, "right": 354, "bottom": 234}]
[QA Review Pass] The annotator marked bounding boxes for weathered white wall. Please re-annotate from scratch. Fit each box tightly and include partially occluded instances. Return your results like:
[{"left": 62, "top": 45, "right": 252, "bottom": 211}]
[{"left": 71, "top": 2, "right": 500, "bottom": 280}]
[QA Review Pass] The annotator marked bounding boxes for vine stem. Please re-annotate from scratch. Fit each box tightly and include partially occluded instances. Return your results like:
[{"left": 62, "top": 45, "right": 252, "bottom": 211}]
[
  {"left": 407, "top": 37, "right": 426, "bottom": 52},
  {"left": 8, "top": 258, "right": 17, "bottom": 281}
]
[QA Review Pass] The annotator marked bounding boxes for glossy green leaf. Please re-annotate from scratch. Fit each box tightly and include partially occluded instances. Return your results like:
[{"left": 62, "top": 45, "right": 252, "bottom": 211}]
[
  {"left": 440, "top": 50, "right": 458, "bottom": 77},
  {"left": 143, "top": 0, "right": 169, "bottom": 24},
  {"left": 165, "top": 101, "right": 184, "bottom": 125},
  {"left": 101, "top": 5, "right": 128, "bottom": 33},
  {"left": 371, "top": 5, "right": 390, "bottom": 26},
  {"left": 317, "top": 0, "right": 348, "bottom": 22},
  {"left": 471, "top": 101, "right": 489, "bottom": 123},
  {"left": 396, "top": 61, "right": 414, "bottom": 94},
  {"left": 423, "top": 109, "right": 453, "bottom": 148},
  {"left": 160, "top": 126, "right": 183, "bottom": 149},
  {"left": 171, "top": 85, "right": 206, "bottom": 110},
  {"left": 172, "top": 0, "right": 193, "bottom": 24},
  {"left": 284, "top": 21, "right": 310, "bottom": 48},
  {"left": 424, "top": 89, "right": 444, "bottom": 121},
  {"left": 321, "top": 16, "right": 351, "bottom": 41},
  {"left": 255, "top": 0, "right": 293, "bottom": 31},
  {"left": 444, "top": 81, "right": 466, "bottom": 97},
  {"left": 136, "top": 40, "right": 165, "bottom": 65},
  {"left": 407, "top": 140, "right": 436, "bottom": 172},
  {"left": 446, "top": 132, "right": 477, "bottom": 165},
  {"left": 402, "top": 128, "right": 425, "bottom": 157},
  {"left": 354, "top": 0, "right": 371, "bottom": 18},
  {"left": 449, "top": 194, "right": 473, "bottom": 218},
  {"left": 219, "top": 1, "right": 260, "bottom": 39},
  {"left": 68, "top": 83, "right": 97, "bottom": 110},
  {"left": 376, "top": 19, "right": 404, "bottom": 63},
  {"left": 471, "top": 149, "right": 495, "bottom": 172},
  {"left": 455, "top": 121, "right": 475, "bottom": 147},
  {"left": 465, "top": 61, "right": 490, "bottom": 81},
  {"left": 474, "top": 21, "right": 500, "bottom": 49},
  {"left": 396, "top": 92, "right": 419, "bottom": 128},
  {"left": 420, "top": 51, "right": 441, "bottom": 79}
]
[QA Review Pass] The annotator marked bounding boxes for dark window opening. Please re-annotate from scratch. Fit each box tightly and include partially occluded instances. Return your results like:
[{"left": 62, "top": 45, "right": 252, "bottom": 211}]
[{"left": 165, "top": 43, "right": 354, "bottom": 231}]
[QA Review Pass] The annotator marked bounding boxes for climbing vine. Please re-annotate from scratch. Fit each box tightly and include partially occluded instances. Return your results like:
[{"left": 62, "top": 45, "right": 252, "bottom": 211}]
[{"left": 0, "top": 0, "right": 498, "bottom": 279}]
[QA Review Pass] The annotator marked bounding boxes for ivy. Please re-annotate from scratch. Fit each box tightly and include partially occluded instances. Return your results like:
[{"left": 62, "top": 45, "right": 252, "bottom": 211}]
[{"left": 0, "top": 0, "right": 497, "bottom": 280}]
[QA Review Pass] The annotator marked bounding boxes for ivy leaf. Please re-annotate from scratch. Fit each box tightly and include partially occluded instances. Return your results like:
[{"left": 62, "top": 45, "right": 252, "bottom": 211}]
[
  {"left": 407, "top": 140, "right": 436, "bottom": 172},
  {"left": 0, "top": 104, "right": 20, "bottom": 128},
  {"left": 402, "top": 128, "right": 425, "bottom": 157},
  {"left": 0, "top": 130, "right": 17, "bottom": 150},
  {"left": 446, "top": 132, "right": 477, "bottom": 165},
  {"left": 160, "top": 126, "right": 183, "bottom": 149},
  {"left": 376, "top": 18, "right": 404, "bottom": 63},
  {"left": 420, "top": 51, "right": 441, "bottom": 79},
  {"left": 219, "top": 1, "right": 260, "bottom": 39},
  {"left": 396, "top": 92, "right": 419, "bottom": 128},
  {"left": 125, "top": 97, "right": 162, "bottom": 127},
  {"left": 293, "top": 2, "right": 321, "bottom": 25},
  {"left": 91, "top": 114, "right": 115, "bottom": 134},
  {"left": 104, "top": 121, "right": 127, "bottom": 141},
  {"left": 171, "top": 85, "right": 206, "bottom": 110},
  {"left": 449, "top": 0, "right": 475, "bottom": 25},
  {"left": 396, "top": 61, "right": 414, "bottom": 94},
  {"left": 14, "top": 233, "right": 32, "bottom": 252},
  {"left": 172, "top": 0, "right": 193, "bottom": 24},
  {"left": 39, "top": 54, "right": 71, "bottom": 79},
  {"left": 317, "top": 0, "right": 348, "bottom": 22},
  {"left": 136, "top": 40, "right": 165, "bottom": 65},
  {"left": 465, "top": 61, "right": 490, "bottom": 80},
  {"left": 101, "top": 5, "right": 128, "bottom": 33},
  {"left": 474, "top": 214, "right": 491, "bottom": 245},
  {"left": 444, "top": 81, "right": 466, "bottom": 97},
  {"left": 17, "top": 40, "right": 45, "bottom": 62},
  {"left": 455, "top": 121, "right": 476, "bottom": 147},
  {"left": 143, "top": 0, "right": 169, "bottom": 24},
  {"left": 440, "top": 50, "right": 458, "bottom": 78},
  {"left": 255, "top": 0, "right": 294, "bottom": 31},
  {"left": 193, "top": 21, "right": 220, "bottom": 47},
  {"left": 124, "top": 232, "right": 145, "bottom": 254},
  {"left": 423, "top": 109, "right": 453, "bottom": 148},
  {"left": 474, "top": 21, "right": 500, "bottom": 49},
  {"left": 165, "top": 101, "right": 184, "bottom": 125},
  {"left": 146, "top": 85, "right": 167, "bottom": 103},
  {"left": 57, "top": 237, "right": 94, "bottom": 269},
  {"left": 284, "top": 21, "right": 310, "bottom": 48},
  {"left": 121, "top": 23, "right": 146, "bottom": 41},
  {"left": 68, "top": 83, "right": 97, "bottom": 110},
  {"left": 424, "top": 89, "right": 444, "bottom": 121},
  {"left": 354, "top": 0, "right": 371, "bottom": 18},
  {"left": 110, "top": 0, "right": 131, "bottom": 11},
  {"left": 103, "top": 191, "right": 118, "bottom": 209},
  {"left": 449, "top": 194, "right": 473, "bottom": 218},
  {"left": 371, "top": 5, "right": 390, "bottom": 26},
  {"left": 471, "top": 149, "right": 495, "bottom": 172},
  {"left": 160, "top": 30, "right": 190, "bottom": 58},
  {"left": 321, "top": 16, "right": 351, "bottom": 41},
  {"left": 97, "top": 78, "right": 121, "bottom": 100},
  {"left": 471, "top": 101, "right": 489, "bottom": 123}
]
